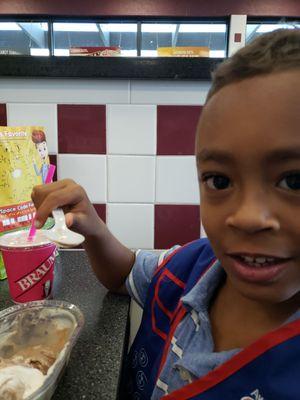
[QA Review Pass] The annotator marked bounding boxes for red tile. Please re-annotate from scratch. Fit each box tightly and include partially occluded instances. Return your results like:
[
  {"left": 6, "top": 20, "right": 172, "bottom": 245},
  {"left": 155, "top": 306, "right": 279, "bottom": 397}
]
[
  {"left": 0, "top": 104, "right": 7, "bottom": 125},
  {"left": 157, "top": 106, "right": 202, "bottom": 155},
  {"left": 49, "top": 154, "right": 57, "bottom": 181},
  {"left": 155, "top": 205, "right": 200, "bottom": 249},
  {"left": 234, "top": 33, "right": 242, "bottom": 42},
  {"left": 93, "top": 204, "right": 106, "bottom": 223},
  {"left": 58, "top": 105, "right": 106, "bottom": 154}
]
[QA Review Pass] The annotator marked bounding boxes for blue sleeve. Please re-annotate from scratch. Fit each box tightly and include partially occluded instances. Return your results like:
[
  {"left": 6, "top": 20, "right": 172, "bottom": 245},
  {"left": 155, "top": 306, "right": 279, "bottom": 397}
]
[{"left": 125, "top": 246, "right": 180, "bottom": 308}]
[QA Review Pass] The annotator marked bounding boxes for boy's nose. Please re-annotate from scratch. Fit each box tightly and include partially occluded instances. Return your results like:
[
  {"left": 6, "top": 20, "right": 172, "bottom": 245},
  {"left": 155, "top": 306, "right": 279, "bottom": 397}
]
[{"left": 225, "top": 195, "right": 280, "bottom": 234}]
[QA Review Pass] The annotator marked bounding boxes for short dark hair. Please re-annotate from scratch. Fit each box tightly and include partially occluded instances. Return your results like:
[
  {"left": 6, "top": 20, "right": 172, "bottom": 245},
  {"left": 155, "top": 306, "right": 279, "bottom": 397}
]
[{"left": 207, "top": 28, "right": 300, "bottom": 102}]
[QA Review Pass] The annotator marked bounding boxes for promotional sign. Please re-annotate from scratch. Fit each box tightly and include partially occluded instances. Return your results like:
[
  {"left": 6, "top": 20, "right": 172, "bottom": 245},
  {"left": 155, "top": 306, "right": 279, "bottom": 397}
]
[{"left": 0, "top": 126, "right": 50, "bottom": 279}]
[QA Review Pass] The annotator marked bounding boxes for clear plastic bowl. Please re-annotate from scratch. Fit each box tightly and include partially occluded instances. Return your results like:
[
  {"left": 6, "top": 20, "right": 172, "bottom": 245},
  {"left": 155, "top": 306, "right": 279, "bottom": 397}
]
[{"left": 0, "top": 300, "right": 84, "bottom": 400}]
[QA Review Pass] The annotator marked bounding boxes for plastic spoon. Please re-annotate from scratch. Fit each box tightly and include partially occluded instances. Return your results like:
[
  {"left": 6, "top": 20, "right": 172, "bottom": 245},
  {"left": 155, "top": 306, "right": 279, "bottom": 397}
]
[
  {"left": 28, "top": 164, "right": 56, "bottom": 241},
  {"left": 43, "top": 208, "right": 85, "bottom": 248}
]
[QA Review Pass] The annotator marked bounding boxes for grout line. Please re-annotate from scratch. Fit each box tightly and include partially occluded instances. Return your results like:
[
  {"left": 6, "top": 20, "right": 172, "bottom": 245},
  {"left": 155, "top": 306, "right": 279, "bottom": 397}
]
[
  {"left": 105, "top": 104, "right": 109, "bottom": 224},
  {"left": 107, "top": 202, "right": 154, "bottom": 206},
  {"left": 107, "top": 153, "right": 157, "bottom": 157},
  {"left": 154, "top": 143, "right": 158, "bottom": 248},
  {"left": 105, "top": 154, "right": 108, "bottom": 212},
  {"left": 129, "top": 80, "right": 131, "bottom": 104},
  {"left": 48, "top": 154, "right": 196, "bottom": 158},
  {"left": 154, "top": 107, "right": 158, "bottom": 202},
  {"left": 55, "top": 103, "right": 59, "bottom": 155},
  {"left": 59, "top": 248, "right": 85, "bottom": 252},
  {"left": 106, "top": 152, "right": 109, "bottom": 223},
  {"left": 5, "top": 103, "right": 10, "bottom": 124},
  {"left": 105, "top": 202, "right": 199, "bottom": 206}
]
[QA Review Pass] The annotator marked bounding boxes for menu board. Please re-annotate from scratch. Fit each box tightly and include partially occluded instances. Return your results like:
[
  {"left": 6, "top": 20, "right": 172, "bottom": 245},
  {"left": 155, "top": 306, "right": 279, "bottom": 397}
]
[
  {"left": 69, "top": 47, "right": 121, "bottom": 56},
  {"left": 157, "top": 46, "right": 210, "bottom": 57}
]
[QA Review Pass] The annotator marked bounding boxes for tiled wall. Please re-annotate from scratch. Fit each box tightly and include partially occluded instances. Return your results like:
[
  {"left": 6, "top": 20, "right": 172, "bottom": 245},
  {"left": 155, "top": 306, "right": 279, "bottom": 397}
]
[{"left": 0, "top": 78, "right": 210, "bottom": 249}]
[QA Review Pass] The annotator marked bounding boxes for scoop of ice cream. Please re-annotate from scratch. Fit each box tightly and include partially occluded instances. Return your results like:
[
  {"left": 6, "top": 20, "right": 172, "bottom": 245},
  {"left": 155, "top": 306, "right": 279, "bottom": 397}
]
[
  {"left": 0, "top": 373, "right": 25, "bottom": 400},
  {"left": 0, "top": 307, "right": 75, "bottom": 376},
  {"left": 0, "top": 365, "right": 44, "bottom": 399},
  {"left": 11, "top": 345, "right": 56, "bottom": 375}
]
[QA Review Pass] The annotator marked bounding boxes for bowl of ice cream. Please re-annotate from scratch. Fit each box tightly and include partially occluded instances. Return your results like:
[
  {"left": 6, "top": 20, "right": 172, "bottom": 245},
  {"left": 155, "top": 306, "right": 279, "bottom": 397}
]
[{"left": 0, "top": 300, "right": 84, "bottom": 399}]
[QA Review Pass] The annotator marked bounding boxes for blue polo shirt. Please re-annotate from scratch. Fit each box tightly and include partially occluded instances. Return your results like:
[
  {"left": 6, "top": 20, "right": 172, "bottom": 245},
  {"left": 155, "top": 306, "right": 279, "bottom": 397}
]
[
  {"left": 126, "top": 246, "right": 300, "bottom": 399},
  {"left": 126, "top": 247, "right": 239, "bottom": 398}
]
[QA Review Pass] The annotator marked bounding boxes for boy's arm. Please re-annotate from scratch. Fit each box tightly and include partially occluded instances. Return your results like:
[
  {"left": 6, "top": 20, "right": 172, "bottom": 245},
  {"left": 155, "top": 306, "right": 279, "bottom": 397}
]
[
  {"left": 126, "top": 246, "right": 181, "bottom": 307},
  {"left": 83, "top": 222, "right": 135, "bottom": 293},
  {"left": 31, "top": 179, "right": 135, "bottom": 293}
]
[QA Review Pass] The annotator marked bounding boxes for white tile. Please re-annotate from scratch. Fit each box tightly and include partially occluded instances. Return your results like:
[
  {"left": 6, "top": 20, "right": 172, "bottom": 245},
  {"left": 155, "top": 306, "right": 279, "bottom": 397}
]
[
  {"left": 0, "top": 78, "right": 130, "bottom": 104},
  {"left": 107, "top": 203, "right": 154, "bottom": 249},
  {"left": 6, "top": 103, "right": 58, "bottom": 154},
  {"left": 131, "top": 80, "right": 210, "bottom": 105},
  {"left": 107, "top": 105, "right": 156, "bottom": 155},
  {"left": 108, "top": 156, "right": 155, "bottom": 203},
  {"left": 156, "top": 156, "right": 199, "bottom": 204},
  {"left": 57, "top": 154, "right": 106, "bottom": 203}
]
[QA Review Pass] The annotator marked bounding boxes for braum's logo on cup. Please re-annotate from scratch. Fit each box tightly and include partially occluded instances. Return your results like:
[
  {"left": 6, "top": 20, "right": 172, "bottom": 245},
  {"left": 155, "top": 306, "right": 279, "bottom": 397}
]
[{"left": 17, "top": 254, "right": 55, "bottom": 292}]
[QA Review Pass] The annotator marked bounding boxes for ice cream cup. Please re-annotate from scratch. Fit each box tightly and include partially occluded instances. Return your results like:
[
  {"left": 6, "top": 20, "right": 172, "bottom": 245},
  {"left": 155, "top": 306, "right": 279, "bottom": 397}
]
[
  {"left": 0, "top": 230, "right": 56, "bottom": 303},
  {"left": 0, "top": 300, "right": 84, "bottom": 400}
]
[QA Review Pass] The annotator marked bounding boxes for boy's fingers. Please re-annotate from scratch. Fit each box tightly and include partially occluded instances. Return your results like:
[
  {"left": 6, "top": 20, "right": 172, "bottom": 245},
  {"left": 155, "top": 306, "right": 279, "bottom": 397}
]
[
  {"left": 34, "top": 185, "right": 84, "bottom": 227},
  {"left": 65, "top": 212, "right": 74, "bottom": 228},
  {"left": 31, "top": 179, "right": 75, "bottom": 208}
]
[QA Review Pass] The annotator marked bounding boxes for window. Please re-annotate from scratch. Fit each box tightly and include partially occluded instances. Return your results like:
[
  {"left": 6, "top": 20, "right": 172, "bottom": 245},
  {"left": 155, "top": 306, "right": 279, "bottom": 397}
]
[
  {"left": 0, "top": 22, "right": 48, "bottom": 56},
  {"left": 141, "top": 22, "right": 227, "bottom": 57},
  {"left": 0, "top": 19, "right": 229, "bottom": 58},
  {"left": 53, "top": 22, "right": 137, "bottom": 56},
  {"left": 246, "top": 21, "right": 300, "bottom": 43}
]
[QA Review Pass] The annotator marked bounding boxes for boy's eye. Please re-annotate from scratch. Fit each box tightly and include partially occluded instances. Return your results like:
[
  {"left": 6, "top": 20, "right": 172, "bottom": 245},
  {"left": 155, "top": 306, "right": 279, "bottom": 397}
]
[
  {"left": 202, "top": 174, "right": 231, "bottom": 190},
  {"left": 278, "top": 173, "right": 300, "bottom": 190}
]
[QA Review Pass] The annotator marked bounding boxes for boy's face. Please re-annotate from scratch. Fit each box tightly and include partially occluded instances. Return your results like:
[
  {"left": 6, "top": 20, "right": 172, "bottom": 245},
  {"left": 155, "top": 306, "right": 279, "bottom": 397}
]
[{"left": 196, "top": 70, "right": 300, "bottom": 305}]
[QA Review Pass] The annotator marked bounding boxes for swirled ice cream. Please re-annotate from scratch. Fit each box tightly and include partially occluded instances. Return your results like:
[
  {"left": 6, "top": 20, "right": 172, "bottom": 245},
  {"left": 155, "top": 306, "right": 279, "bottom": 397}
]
[
  {"left": 0, "top": 364, "right": 44, "bottom": 399},
  {"left": 0, "top": 306, "right": 77, "bottom": 399}
]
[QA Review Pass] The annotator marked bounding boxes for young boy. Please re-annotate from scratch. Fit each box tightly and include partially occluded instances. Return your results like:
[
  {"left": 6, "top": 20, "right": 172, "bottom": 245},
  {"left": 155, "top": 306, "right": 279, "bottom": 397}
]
[{"left": 32, "top": 29, "right": 300, "bottom": 399}]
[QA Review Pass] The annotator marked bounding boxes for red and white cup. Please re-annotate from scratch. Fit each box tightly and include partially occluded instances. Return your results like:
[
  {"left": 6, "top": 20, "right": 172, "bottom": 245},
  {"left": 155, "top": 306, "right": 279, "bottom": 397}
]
[{"left": 0, "top": 230, "right": 56, "bottom": 303}]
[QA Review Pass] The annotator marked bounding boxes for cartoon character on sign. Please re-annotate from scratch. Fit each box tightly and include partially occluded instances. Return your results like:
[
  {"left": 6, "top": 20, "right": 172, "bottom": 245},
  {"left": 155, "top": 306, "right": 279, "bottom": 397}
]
[{"left": 32, "top": 130, "right": 49, "bottom": 183}]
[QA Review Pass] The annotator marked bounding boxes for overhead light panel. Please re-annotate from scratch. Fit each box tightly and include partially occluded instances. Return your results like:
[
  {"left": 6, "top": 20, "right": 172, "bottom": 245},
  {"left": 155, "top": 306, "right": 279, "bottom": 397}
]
[
  {"left": 30, "top": 48, "right": 50, "bottom": 56},
  {"left": 53, "top": 23, "right": 98, "bottom": 32},
  {"left": 142, "top": 24, "right": 176, "bottom": 33},
  {"left": 0, "top": 22, "right": 21, "bottom": 31},
  {"left": 99, "top": 24, "right": 137, "bottom": 32},
  {"left": 54, "top": 49, "right": 70, "bottom": 56},
  {"left": 179, "top": 24, "right": 226, "bottom": 33}
]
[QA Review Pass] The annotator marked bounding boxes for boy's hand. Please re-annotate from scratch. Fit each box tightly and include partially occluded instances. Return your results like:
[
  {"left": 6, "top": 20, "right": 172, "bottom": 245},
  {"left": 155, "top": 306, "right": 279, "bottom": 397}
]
[
  {"left": 32, "top": 179, "right": 134, "bottom": 292},
  {"left": 31, "top": 179, "right": 102, "bottom": 237}
]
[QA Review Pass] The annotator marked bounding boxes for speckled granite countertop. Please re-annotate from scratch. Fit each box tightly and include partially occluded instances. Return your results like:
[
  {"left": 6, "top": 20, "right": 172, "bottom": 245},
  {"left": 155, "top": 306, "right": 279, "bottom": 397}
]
[{"left": 0, "top": 250, "right": 131, "bottom": 400}]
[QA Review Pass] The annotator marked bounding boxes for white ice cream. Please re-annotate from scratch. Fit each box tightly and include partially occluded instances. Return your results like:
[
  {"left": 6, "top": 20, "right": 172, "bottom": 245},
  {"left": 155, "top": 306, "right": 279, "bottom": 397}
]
[
  {"left": 0, "top": 230, "right": 50, "bottom": 248},
  {"left": 0, "top": 365, "right": 45, "bottom": 399}
]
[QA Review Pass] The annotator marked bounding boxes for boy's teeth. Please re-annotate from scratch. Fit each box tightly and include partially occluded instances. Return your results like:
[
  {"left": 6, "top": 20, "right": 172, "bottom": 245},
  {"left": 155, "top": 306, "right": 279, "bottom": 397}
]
[
  {"left": 244, "top": 256, "right": 255, "bottom": 263},
  {"left": 256, "top": 257, "right": 267, "bottom": 263},
  {"left": 240, "top": 256, "right": 276, "bottom": 265}
]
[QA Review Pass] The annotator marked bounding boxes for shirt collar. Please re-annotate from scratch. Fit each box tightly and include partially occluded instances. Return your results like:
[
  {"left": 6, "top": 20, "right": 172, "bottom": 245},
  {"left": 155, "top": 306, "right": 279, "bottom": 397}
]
[{"left": 181, "top": 259, "right": 225, "bottom": 314}]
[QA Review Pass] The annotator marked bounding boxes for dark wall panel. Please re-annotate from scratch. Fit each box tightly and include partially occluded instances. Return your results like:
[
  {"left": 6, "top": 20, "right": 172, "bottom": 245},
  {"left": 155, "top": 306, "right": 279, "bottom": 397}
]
[{"left": 0, "top": 0, "right": 299, "bottom": 17}]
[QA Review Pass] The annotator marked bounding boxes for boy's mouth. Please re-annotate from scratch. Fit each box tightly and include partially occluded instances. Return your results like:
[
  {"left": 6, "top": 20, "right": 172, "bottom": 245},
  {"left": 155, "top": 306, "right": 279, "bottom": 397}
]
[{"left": 228, "top": 253, "right": 292, "bottom": 283}]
